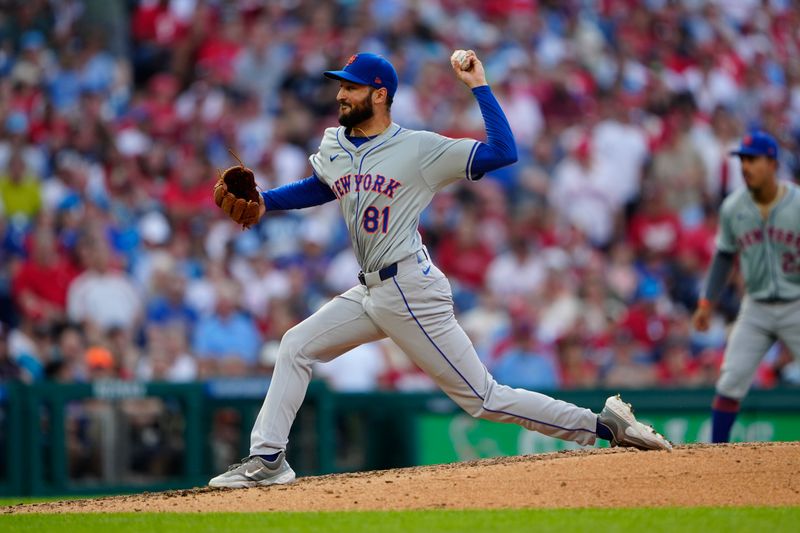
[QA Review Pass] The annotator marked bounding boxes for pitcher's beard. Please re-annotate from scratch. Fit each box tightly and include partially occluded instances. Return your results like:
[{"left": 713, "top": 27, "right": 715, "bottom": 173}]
[{"left": 338, "top": 98, "right": 375, "bottom": 129}]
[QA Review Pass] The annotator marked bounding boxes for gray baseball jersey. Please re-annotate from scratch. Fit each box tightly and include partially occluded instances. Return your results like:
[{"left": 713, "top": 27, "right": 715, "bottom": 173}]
[
  {"left": 248, "top": 123, "right": 599, "bottom": 457},
  {"left": 714, "top": 182, "right": 800, "bottom": 399},
  {"left": 717, "top": 182, "right": 800, "bottom": 301},
  {"left": 309, "top": 123, "right": 479, "bottom": 272}
]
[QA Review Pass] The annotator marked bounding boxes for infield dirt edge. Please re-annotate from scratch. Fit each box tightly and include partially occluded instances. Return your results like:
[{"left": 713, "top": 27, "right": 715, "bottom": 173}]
[{"left": 6, "top": 441, "right": 800, "bottom": 513}]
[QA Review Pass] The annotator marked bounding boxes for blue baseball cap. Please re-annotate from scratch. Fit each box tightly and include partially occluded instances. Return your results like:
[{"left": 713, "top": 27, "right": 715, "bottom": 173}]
[
  {"left": 730, "top": 130, "right": 779, "bottom": 159},
  {"left": 324, "top": 53, "right": 398, "bottom": 99}
]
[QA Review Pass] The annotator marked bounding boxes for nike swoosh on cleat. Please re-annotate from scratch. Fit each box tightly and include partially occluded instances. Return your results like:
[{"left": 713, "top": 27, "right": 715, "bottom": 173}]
[
  {"left": 245, "top": 467, "right": 265, "bottom": 478},
  {"left": 330, "top": 154, "right": 339, "bottom": 161},
  {"left": 625, "top": 426, "right": 641, "bottom": 439}
]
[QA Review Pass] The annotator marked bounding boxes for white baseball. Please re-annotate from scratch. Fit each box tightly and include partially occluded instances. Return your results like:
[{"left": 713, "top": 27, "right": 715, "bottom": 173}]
[{"left": 451, "top": 49, "right": 471, "bottom": 70}]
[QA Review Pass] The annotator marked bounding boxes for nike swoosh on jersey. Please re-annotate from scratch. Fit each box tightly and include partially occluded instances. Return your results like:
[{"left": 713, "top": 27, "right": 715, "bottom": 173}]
[
  {"left": 422, "top": 265, "right": 431, "bottom": 275},
  {"left": 330, "top": 154, "right": 339, "bottom": 161},
  {"left": 245, "top": 467, "right": 265, "bottom": 477}
]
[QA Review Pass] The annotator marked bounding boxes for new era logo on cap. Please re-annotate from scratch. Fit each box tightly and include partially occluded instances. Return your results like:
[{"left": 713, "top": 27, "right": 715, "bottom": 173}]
[
  {"left": 323, "top": 53, "right": 399, "bottom": 99},
  {"left": 731, "top": 130, "right": 778, "bottom": 159}
]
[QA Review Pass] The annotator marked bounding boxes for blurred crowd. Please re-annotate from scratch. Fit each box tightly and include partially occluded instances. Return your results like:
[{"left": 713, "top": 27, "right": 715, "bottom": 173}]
[{"left": 1, "top": 0, "right": 800, "bottom": 393}]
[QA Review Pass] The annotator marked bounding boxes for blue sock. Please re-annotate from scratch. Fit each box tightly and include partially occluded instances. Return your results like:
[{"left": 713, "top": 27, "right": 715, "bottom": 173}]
[
  {"left": 596, "top": 418, "right": 614, "bottom": 441},
  {"left": 711, "top": 410, "right": 737, "bottom": 443},
  {"left": 257, "top": 452, "right": 281, "bottom": 462},
  {"left": 711, "top": 395, "right": 740, "bottom": 443}
]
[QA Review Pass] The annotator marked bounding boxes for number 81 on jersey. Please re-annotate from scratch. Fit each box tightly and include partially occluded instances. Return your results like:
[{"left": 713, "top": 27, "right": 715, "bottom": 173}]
[{"left": 363, "top": 206, "right": 390, "bottom": 234}]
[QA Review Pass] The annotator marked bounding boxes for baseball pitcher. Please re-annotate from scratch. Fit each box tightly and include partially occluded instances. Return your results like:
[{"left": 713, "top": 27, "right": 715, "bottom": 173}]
[
  {"left": 693, "top": 130, "right": 800, "bottom": 443},
  {"left": 209, "top": 51, "right": 671, "bottom": 488}
]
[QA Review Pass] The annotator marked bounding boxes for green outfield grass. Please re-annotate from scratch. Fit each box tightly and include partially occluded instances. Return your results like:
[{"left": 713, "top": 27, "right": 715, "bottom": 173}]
[
  {"left": 0, "top": 496, "right": 96, "bottom": 507},
  {"left": 0, "top": 508, "right": 798, "bottom": 532}
]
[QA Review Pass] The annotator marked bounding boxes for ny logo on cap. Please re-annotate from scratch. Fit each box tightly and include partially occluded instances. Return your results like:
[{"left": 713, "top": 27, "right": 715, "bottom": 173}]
[
  {"left": 346, "top": 55, "right": 357, "bottom": 66},
  {"left": 743, "top": 135, "right": 752, "bottom": 145}
]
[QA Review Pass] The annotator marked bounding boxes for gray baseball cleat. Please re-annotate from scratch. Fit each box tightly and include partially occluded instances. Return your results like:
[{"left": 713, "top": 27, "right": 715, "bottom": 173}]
[
  {"left": 598, "top": 394, "right": 673, "bottom": 451},
  {"left": 208, "top": 452, "right": 296, "bottom": 488}
]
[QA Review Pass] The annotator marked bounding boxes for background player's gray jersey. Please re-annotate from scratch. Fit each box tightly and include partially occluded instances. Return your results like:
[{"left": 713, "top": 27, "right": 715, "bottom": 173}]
[
  {"left": 717, "top": 182, "right": 800, "bottom": 301},
  {"left": 309, "top": 123, "right": 479, "bottom": 272}
]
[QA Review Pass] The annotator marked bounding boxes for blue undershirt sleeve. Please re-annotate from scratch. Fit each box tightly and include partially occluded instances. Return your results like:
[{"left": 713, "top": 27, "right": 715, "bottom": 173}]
[
  {"left": 469, "top": 85, "right": 518, "bottom": 179},
  {"left": 261, "top": 174, "right": 337, "bottom": 210}
]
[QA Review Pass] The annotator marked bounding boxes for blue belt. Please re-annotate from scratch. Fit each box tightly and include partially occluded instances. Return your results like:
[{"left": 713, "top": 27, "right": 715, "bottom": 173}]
[{"left": 358, "top": 262, "right": 398, "bottom": 286}]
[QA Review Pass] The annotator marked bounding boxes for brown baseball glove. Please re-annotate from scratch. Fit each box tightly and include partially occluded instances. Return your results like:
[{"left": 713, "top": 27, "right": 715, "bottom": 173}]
[{"left": 213, "top": 151, "right": 263, "bottom": 229}]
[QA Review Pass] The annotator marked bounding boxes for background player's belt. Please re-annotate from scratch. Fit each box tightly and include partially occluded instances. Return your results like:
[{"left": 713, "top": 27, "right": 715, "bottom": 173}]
[
  {"left": 754, "top": 296, "right": 800, "bottom": 304},
  {"left": 358, "top": 263, "right": 398, "bottom": 286}
]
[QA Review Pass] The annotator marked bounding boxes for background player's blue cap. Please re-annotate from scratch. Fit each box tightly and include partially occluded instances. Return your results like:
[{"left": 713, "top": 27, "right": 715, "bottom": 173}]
[
  {"left": 324, "top": 53, "right": 398, "bottom": 99},
  {"left": 730, "top": 130, "right": 779, "bottom": 159}
]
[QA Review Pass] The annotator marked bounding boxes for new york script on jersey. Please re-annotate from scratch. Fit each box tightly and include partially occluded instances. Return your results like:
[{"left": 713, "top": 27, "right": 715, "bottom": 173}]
[{"left": 331, "top": 173, "right": 403, "bottom": 200}]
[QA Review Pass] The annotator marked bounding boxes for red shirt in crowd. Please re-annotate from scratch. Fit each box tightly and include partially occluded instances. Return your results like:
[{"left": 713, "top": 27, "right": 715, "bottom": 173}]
[
  {"left": 618, "top": 303, "right": 670, "bottom": 350},
  {"left": 13, "top": 257, "right": 78, "bottom": 321},
  {"left": 679, "top": 221, "right": 717, "bottom": 269},
  {"left": 132, "top": 2, "right": 189, "bottom": 46},
  {"left": 162, "top": 176, "right": 218, "bottom": 219},
  {"left": 627, "top": 210, "right": 683, "bottom": 258},
  {"left": 436, "top": 235, "right": 495, "bottom": 290}
]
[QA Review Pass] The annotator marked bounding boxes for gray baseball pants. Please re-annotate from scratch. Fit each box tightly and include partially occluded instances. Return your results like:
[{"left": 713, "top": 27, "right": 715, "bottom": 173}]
[
  {"left": 717, "top": 296, "right": 800, "bottom": 399},
  {"left": 249, "top": 250, "right": 598, "bottom": 455}
]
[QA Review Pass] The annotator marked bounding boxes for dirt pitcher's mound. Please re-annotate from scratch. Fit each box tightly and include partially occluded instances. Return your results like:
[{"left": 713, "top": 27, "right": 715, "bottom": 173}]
[{"left": 7, "top": 442, "right": 800, "bottom": 513}]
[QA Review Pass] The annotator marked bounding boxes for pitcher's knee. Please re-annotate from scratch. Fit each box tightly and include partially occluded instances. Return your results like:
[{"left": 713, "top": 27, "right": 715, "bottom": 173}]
[
  {"left": 716, "top": 371, "right": 749, "bottom": 400},
  {"left": 276, "top": 326, "right": 308, "bottom": 366}
]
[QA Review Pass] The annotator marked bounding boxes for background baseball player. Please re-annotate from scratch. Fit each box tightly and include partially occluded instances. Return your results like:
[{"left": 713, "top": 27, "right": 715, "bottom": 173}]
[
  {"left": 209, "top": 50, "right": 671, "bottom": 489},
  {"left": 692, "top": 130, "right": 800, "bottom": 443}
]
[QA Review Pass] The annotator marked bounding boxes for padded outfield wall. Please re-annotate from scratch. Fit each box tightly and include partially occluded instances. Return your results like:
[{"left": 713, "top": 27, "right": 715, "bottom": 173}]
[{"left": 1, "top": 381, "right": 798, "bottom": 496}]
